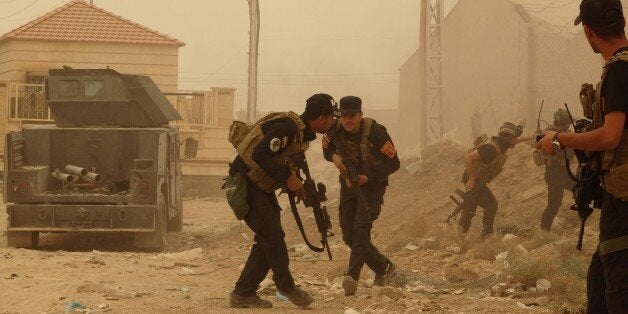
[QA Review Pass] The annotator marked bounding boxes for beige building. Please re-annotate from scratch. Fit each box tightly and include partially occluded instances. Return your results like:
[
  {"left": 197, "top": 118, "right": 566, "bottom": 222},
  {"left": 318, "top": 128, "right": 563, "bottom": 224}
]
[
  {"left": 0, "top": 0, "right": 235, "bottom": 194},
  {"left": 398, "top": 0, "right": 603, "bottom": 148}
]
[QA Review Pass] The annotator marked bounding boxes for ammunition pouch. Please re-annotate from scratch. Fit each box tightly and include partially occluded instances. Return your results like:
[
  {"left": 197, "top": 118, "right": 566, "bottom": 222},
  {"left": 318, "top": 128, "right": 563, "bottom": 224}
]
[
  {"left": 579, "top": 83, "right": 595, "bottom": 120},
  {"left": 602, "top": 163, "right": 628, "bottom": 201},
  {"left": 222, "top": 172, "right": 249, "bottom": 220}
]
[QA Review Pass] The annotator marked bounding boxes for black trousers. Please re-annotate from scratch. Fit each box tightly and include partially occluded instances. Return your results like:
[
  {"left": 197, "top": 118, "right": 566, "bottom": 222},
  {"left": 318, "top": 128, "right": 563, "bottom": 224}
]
[
  {"left": 233, "top": 179, "right": 295, "bottom": 296},
  {"left": 458, "top": 183, "right": 498, "bottom": 237},
  {"left": 586, "top": 190, "right": 628, "bottom": 313},
  {"left": 540, "top": 164, "right": 575, "bottom": 231},
  {"left": 339, "top": 183, "right": 389, "bottom": 281}
]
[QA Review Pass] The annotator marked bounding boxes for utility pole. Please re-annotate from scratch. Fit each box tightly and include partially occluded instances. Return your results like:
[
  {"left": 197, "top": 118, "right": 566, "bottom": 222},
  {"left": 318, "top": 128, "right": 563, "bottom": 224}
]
[
  {"left": 419, "top": 0, "right": 445, "bottom": 148},
  {"left": 247, "top": 0, "right": 260, "bottom": 123}
]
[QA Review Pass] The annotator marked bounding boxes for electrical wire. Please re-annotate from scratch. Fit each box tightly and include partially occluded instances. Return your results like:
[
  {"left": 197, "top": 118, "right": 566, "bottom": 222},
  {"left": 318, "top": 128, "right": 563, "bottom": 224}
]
[{"left": 0, "top": 0, "right": 40, "bottom": 19}]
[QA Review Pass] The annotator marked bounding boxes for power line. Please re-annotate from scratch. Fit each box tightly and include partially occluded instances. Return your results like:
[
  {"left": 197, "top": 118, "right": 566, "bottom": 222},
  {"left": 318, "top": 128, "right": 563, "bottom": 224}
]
[{"left": 0, "top": 0, "right": 41, "bottom": 19}]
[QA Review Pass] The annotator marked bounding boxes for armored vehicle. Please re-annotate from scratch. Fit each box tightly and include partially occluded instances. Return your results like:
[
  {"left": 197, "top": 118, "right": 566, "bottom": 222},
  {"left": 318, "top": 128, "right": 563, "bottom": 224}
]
[{"left": 4, "top": 68, "right": 189, "bottom": 250}]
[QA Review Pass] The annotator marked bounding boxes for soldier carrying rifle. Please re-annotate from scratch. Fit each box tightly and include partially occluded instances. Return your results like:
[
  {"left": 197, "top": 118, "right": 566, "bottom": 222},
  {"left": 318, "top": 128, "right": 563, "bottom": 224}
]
[
  {"left": 322, "top": 96, "right": 400, "bottom": 296},
  {"left": 453, "top": 122, "right": 530, "bottom": 238},
  {"left": 537, "top": 0, "right": 628, "bottom": 311},
  {"left": 225, "top": 93, "right": 336, "bottom": 309}
]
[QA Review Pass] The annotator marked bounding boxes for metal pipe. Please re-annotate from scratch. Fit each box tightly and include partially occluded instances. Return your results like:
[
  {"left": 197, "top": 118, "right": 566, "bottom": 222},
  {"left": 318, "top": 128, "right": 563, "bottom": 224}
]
[
  {"left": 65, "top": 165, "right": 88, "bottom": 176},
  {"left": 84, "top": 172, "right": 102, "bottom": 182},
  {"left": 51, "top": 169, "right": 75, "bottom": 183}
]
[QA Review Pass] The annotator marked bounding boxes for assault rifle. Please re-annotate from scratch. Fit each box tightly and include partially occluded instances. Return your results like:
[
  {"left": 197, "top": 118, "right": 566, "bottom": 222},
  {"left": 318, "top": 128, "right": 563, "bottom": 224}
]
[
  {"left": 563, "top": 104, "right": 602, "bottom": 251},
  {"left": 326, "top": 127, "right": 373, "bottom": 223},
  {"left": 286, "top": 151, "right": 333, "bottom": 260},
  {"left": 446, "top": 174, "right": 485, "bottom": 223}
]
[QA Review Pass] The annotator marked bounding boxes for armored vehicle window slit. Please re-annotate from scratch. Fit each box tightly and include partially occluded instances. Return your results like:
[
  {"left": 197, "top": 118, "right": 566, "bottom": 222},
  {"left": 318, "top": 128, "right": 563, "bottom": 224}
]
[
  {"left": 58, "top": 80, "right": 79, "bottom": 97},
  {"left": 85, "top": 80, "right": 105, "bottom": 97}
]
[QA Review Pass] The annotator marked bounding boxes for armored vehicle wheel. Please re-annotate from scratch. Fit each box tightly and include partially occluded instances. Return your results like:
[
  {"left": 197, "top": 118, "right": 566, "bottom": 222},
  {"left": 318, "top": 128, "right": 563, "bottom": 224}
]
[
  {"left": 134, "top": 194, "right": 168, "bottom": 250},
  {"left": 7, "top": 231, "right": 39, "bottom": 248},
  {"left": 167, "top": 206, "right": 183, "bottom": 232}
]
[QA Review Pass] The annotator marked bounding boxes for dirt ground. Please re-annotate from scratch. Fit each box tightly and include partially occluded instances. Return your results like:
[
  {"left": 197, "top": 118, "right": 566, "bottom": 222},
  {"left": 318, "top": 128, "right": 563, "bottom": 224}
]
[{"left": 0, "top": 141, "right": 594, "bottom": 313}]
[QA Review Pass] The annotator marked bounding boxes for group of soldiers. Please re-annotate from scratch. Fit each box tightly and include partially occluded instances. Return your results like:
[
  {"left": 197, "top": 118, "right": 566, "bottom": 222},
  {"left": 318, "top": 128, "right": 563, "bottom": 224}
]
[
  {"left": 226, "top": 94, "right": 399, "bottom": 308},
  {"left": 225, "top": 0, "right": 628, "bottom": 312}
]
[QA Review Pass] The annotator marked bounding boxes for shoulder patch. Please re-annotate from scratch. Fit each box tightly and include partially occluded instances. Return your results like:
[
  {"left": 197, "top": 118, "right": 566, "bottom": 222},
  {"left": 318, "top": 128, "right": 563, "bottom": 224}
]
[{"left": 380, "top": 140, "right": 397, "bottom": 158}]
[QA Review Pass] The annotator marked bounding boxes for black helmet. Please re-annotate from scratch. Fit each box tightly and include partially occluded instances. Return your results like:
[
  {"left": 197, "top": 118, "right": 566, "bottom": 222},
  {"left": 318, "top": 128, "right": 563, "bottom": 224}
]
[
  {"left": 498, "top": 122, "right": 523, "bottom": 138},
  {"left": 553, "top": 108, "right": 571, "bottom": 126}
]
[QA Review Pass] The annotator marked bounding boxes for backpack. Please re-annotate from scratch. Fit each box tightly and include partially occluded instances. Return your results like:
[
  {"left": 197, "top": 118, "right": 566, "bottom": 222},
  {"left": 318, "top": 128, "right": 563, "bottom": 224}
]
[{"left": 228, "top": 121, "right": 251, "bottom": 149}]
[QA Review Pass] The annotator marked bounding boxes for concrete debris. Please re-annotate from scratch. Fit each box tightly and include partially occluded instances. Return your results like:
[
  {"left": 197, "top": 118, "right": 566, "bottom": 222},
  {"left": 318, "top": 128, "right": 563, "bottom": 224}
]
[
  {"left": 95, "top": 303, "right": 110, "bottom": 310},
  {"left": 85, "top": 256, "right": 106, "bottom": 266},
  {"left": 406, "top": 281, "right": 437, "bottom": 294},
  {"left": 446, "top": 246, "right": 461, "bottom": 254},
  {"left": 372, "top": 286, "right": 404, "bottom": 300},
  {"left": 424, "top": 237, "right": 439, "bottom": 249},
  {"left": 501, "top": 233, "right": 519, "bottom": 242},
  {"left": 155, "top": 248, "right": 203, "bottom": 262},
  {"left": 514, "top": 244, "right": 528, "bottom": 255},
  {"left": 536, "top": 279, "right": 551, "bottom": 294},
  {"left": 147, "top": 260, "right": 176, "bottom": 269},
  {"left": 259, "top": 278, "right": 275, "bottom": 289},
  {"left": 404, "top": 243, "right": 419, "bottom": 251},
  {"left": 495, "top": 251, "right": 508, "bottom": 262},
  {"left": 177, "top": 267, "right": 197, "bottom": 276}
]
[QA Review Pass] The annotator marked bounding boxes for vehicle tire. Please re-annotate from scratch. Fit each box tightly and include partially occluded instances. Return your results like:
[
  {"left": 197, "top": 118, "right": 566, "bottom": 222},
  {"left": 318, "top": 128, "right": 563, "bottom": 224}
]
[
  {"left": 7, "top": 231, "right": 39, "bottom": 248},
  {"left": 134, "top": 193, "right": 167, "bottom": 250}
]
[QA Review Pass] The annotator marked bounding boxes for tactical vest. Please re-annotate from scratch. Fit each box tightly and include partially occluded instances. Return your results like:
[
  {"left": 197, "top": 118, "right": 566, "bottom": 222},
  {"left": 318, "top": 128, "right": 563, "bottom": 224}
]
[
  {"left": 589, "top": 51, "right": 628, "bottom": 200},
  {"left": 336, "top": 118, "right": 383, "bottom": 174},
  {"left": 472, "top": 136, "right": 507, "bottom": 183},
  {"left": 236, "top": 112, "right": 307, "bottom": 192}
]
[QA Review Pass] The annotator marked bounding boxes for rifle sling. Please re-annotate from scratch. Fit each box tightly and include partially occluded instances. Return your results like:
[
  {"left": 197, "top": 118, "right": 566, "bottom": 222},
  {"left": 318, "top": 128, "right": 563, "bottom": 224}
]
[
  {"left": 599, "top": 235, "right": 628, "bottom": 256},
  {"left": 288, "top": 191, "right": 325, "bottom": 253}
]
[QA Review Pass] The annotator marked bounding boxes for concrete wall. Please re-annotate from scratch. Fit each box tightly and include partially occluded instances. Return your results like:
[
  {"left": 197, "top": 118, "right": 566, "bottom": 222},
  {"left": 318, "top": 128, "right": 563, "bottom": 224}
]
[{"left": 398, "top": 0, "right": 603, "bottom": 148}]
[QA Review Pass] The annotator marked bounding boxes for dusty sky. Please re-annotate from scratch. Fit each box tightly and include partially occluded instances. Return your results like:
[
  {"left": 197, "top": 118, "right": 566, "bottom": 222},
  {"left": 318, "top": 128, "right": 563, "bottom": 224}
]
[{"left": 0, "top": 0, "right": 587, "bottom": 114}]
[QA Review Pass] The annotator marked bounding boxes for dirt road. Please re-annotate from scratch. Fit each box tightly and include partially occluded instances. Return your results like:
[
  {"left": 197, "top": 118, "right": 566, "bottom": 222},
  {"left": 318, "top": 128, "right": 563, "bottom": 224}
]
[{"left": 0, "top": 188, "right": 555, "bottom": 313}]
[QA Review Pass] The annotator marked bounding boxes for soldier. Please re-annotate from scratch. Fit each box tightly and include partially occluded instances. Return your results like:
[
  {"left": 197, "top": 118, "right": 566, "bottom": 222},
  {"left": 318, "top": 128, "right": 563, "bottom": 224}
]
[
  {"left": 322, "top": 96, "right": 400, "bottom": 296},
  {"left": 228, "top": 93, "right": 336, "bottom": 308},
  {"left": 458, "top": 122, "right": 530, "bottom": 238},
  {"left": 538, "top": 109, "right": 576, "bottom": 231},
  {"left": 538, "top": 0, "right": 628, "bottom": 311}
]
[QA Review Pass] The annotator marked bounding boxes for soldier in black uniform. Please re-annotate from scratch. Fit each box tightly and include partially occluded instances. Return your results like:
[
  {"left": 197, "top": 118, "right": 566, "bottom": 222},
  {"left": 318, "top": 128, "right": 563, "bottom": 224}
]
[
  {"left": 228, "top": 94, "right": 336, "bottom": 308},
  {"left": 538, "top": 0, "right": 628, "bottom": 311},
  {"left": 539, "top": 109, "right": 576, "bottom": 231},
  {"left": 322, "top": 96, "right": 400, "bottom": 296},
  {"left": 458, "top": 122, "right": 530, "bottom": 238}
]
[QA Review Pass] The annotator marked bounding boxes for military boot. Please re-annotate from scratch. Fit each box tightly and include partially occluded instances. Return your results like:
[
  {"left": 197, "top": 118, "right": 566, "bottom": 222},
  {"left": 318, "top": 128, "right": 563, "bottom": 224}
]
[
  {"left": 229, "top": 292, "right": 273, "bottom": 308},
  {"left": 373, "top": 261, "right": 396, "bottom": 287},
  {"left": 342, "top": 276, "right": 358, "bottom": 296},
  {"left": 277, "top": 286, "right": 314, "bottom": 307}
]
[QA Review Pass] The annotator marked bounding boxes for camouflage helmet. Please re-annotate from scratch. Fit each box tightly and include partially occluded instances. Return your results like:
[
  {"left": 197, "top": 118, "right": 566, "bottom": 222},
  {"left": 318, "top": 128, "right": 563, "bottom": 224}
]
[
  {"left": 553, "top": 108, "right": 571, "bottom": 126},
  {"left": 498, "top": 122, "right": 523, "bottom": 138}
]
